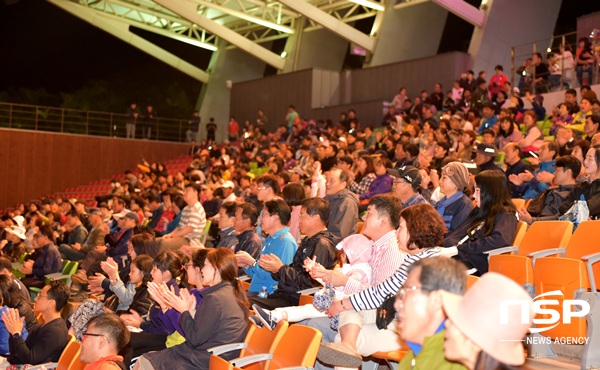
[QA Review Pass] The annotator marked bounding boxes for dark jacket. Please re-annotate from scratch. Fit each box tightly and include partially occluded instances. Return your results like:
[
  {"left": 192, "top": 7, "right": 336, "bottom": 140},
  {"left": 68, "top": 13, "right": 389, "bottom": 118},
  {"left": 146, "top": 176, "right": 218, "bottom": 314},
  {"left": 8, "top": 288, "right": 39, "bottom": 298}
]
[
  {"left": 479, "top": 159, "right": 504, "bottom": 174},
  {"left": 147, "top": 204, "right": 165, "bottom": 230},
  {"left": 435, "top": 193, "right": 474, "bottom": 237},
  {"left": 528, "top": 184, "right": 576, "bottom": 219},
  {"left": 270, "top": 230, "right": 338, "bottom": 302},
  {"left": 235, "top": 229, "right": 262, "bottom": 258},
  {"left": 144, "top": 282, "right": 248, "bottom": 370},
  {"left": 105, "top": 228, "right": 134, "bottom": 263},
  {"left": 66, "top": 224, "right": 88, "bottom": 246},
  {"left": 443, "top": 211, "right": 517, "bottom": 275},
  {"left": 216, "top": 227, "right": 239, "bottom": 252},
  {"left": 8, "top": 317, "right": 69, "bottom": 365},
  {"left": 505, "top": 160, "right": 534, "bottom": 198},
  {"left": 559, "top": 179, "right": 600, "bottom": 218},
  {"left": 32, "top": 243, "right": 62, "bottom": 280},
  {"left": 141, "top": 279, "right": 180, "bottom": 335},
  {"left": 324, "top": 189, "right": 359, "bottom": 243},
  {"left": 15, "top": 297, "right": 37, "bottom": 334}
]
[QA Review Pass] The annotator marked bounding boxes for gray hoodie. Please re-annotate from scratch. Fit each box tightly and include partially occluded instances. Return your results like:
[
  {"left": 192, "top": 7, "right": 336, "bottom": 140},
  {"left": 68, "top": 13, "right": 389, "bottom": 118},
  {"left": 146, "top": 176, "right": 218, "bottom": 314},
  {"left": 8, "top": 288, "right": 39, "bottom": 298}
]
[{"left": 324, "top": 188, "right": 359, "bottom": 243}]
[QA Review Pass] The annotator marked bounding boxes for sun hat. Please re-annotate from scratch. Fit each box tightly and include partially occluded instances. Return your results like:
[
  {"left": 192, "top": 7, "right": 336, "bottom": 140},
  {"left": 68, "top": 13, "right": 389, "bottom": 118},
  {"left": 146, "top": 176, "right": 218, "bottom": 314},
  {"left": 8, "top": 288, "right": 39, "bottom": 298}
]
[{"left": 440, "top": 272, "right": 533, "bottom": 366}]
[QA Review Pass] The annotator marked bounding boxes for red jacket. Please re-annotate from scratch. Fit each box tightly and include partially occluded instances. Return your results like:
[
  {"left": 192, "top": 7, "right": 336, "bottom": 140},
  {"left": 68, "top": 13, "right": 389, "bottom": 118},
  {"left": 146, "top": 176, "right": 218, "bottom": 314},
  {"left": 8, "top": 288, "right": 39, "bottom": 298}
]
[{"left": 228, "top": 120, "right": 239, "bottom": 134}]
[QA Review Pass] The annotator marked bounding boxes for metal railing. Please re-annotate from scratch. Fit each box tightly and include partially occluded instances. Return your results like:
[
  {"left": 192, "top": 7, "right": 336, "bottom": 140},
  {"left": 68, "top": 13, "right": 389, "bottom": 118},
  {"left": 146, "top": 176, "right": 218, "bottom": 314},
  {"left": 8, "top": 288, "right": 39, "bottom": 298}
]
[
  {"left": 0, "top": 102, "right": 193, "bottom": 142},
  {"left": 510, "top": 31, "right": 599, "bottom": 94}
]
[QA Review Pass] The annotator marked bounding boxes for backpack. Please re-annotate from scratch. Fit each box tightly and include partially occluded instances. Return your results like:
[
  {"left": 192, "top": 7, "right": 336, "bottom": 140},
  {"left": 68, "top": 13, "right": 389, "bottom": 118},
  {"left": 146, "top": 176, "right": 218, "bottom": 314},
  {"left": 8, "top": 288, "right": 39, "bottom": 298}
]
[
  {"left": 111, "top": 360, "right": 127, "bottom": 370},
  {"left": 559, "top": 194, "right": 589, "bottom": 231}
]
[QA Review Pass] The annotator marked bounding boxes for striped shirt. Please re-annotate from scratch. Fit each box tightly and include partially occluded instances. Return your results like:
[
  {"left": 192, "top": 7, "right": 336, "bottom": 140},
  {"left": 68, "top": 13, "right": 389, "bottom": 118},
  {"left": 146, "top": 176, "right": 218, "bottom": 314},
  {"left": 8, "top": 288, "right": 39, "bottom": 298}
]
[
  {"left": 349, "top": 173, "right": 377, "bottom": 195},
  {"left": 178, "top": 201, "right": 207, "bottom": 242},
  {"left": 343, "top": 230, "right": 405, "bottom": 295},
  {"left": 350, "top": 248, "right": 441, "bottom": 311}
]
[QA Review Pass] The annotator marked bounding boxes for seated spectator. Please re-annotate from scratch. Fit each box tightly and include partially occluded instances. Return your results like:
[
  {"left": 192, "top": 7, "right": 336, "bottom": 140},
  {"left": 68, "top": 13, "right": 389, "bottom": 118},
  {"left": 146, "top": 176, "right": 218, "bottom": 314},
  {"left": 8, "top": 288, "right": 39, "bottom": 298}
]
[
  {"left": 20, "top": 225, "right": 62, "bottom": 289},
  {"left": 78, "top": 313, "right": 130, "bottom": 369},
  {"left": 504, "top": 143, "right": 534, "bottom": 197},
  {"left": 58, "top": 211, "right": 89, "bottom": 260},
  {"left": 516, "top": 93, "right": 546, "bottom": 122},
  {"left": 349, "top": 156, "right": 376, "bottom": 196},
  {"left": 572, "top": 97, "right": 594, "bottom": 131},
  {"left": 584, "top": 114, "right": 600, "bottom": 143},
  {"left": 255, "top": 174, "right": 280, "bottom": 240},
  {"left": 251, "top": 233, "right": 371, "bottom": 330},
  {"left": 474, "top": 143, "right": 503, "bottom": 174},
  {"left": 518, "top": 111, "right": 544, "bottom": 152},
  {"left": 556, "top": 127, "right": 576, "bottom": 156},
  {"left": 0, "top": 275, "right": 34, "bottom": 339},
  {"left": 103, "top": 254, "right": 153, "bottom": 315},
  {"left": 3, "top": 281, "right": 70, "bottom": 365},
  {"left": 512, "top": 141, "right": 559, "bottom": 199},
  {"left": 220, "top": 181, "right": 236, "bottom": 203},
  {"left": 476, "top": 103, "right": 498, "bottom": 134},
  {"left": 0, "top": 258, "right": 30, "bottom": 303},
  {"left": 249, "top": 198, "right": 337, "bottom": 310},
  {"left": 550, "top": 102, "right": 575, "bottom": 136},
  {"left": 200, "top": 184, "right": 222, "bottom": 220},
  {"left": 324, "top": 169, "right": 359, "bottom": 242},
  {"left": 104, "top": 212, "right": 138, "bottom": 268},
  {"left": 456, "top": 130, "right": 476, "bottom": 161},
  {"left": 388, "top": 166, "right": 428, "bottom": 209},
  {"left": 519, "top": 155, "right": 581, "bottom": 223},
  {"left": 497, "top": 117, "right": 523, "bottom": 150},
  {"left": 441, "top": 273, "right": 532, "bottom": 370},
  {"left": 557, "top": 145, "right": 600, "bottom": 218},
  {"left": 1, "top": 226, "right": 26, "bottom": 262},
  {"left": 236, "top": 199, "right": 297, "bottom": 295},
  {"left": 430, "top": 142, "right": 450, "bottom": 173},
  {"left": 390, "top": 257, "right": 468, "bottom": 370},
  {"left": 215, "top": 202, "right": 239, "bottom": 251},
  {"left": 134, "top": 248, "right": 249, "bottom": 370},
  {"left": 480, "top": 129, "right": 496, "bottom": 145},
  {"left": 435, "top": 163, "right": 474, "bottom": 237},
  {"left": 232, "top": 203, "right": 261, "bottom": 258},
  {"left": 315, "top": 204, "right": 447, "bottom": 366},
  {"left": 359, "top": 158, "right": 393, "bottom": 202},
  {"left": 61, "top": 207, "right": 107, "bottom": 262},
  {"left": 146, "top": 194, "right": 165, "bottom": 230},
  {"left": 443, "top": 170, "right": 518, "bottom": 275},
  {"left": 283, "top": 183, "right": 305, "bottom": 244},
  {"left": 158, "top": 183, "right": 207, "bottom": 251},
  {"left": 166, "top": 195, "right": 186, "bottom": 235},
  {"left": 124, "top": 251, "right": 183, "bottom": 358}
]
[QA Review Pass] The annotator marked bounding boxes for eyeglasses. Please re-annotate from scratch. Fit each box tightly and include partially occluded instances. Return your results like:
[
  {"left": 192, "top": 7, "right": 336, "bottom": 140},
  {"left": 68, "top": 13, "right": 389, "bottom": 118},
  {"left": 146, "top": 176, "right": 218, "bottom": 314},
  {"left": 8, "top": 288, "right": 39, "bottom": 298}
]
[
  {"left": 185, "top": 263, "right": 194, "bottom": 269},
  {"left": 257, "top": 187, "right": 267, "bottom": 191},
  {"left": 36, "top": 294, "right": 48, "bottom": 300},
  {"left": 82, "top": 332, "right": 110, "bottom": 343},
  {"left": 397, "top": 285, "right": 429, "bottom": 300}
]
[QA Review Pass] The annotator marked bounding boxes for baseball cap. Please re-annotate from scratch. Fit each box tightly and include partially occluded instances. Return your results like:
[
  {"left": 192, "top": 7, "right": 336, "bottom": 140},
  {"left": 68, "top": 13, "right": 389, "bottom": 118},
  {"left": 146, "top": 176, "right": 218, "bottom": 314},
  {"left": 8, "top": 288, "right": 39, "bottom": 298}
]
[
  {"left": 474, "top": 143, "right": 498, "bottom": 157},
  {"left": 88, "top": 207, "right": 102, "bottom": 216},
  {"left": 221, "top": 181, "right": 235, "bottom": 189},
  {"left": 123, "top": 212, "right": 140, "bottom": 223},
  {"left": 387, "top": 166, "right": 422, "bottom": 189}
]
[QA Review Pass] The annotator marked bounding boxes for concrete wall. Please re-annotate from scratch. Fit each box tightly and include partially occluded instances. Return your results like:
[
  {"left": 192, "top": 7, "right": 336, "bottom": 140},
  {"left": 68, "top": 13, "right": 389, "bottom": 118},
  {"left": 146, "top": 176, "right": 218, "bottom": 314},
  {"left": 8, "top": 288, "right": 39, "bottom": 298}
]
[
  {"left": 0, "top": 129, "right": 189, "bottom": 209},
  {"left": 470, "top": 0, "right": 562, "bottom": 83},
  {"left": 368, "top": 1, "right": 448, "bottom": 67},
  {"left": 577, "top": 11, "right": 600, "bottom": 42}
]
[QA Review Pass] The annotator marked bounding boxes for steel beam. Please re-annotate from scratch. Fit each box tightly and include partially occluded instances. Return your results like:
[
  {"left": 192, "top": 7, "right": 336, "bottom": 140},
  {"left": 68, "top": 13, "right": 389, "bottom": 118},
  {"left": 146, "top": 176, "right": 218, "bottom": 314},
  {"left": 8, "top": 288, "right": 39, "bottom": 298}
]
[
  {"left": 47, "top": 0, "right": 210, "bottom": 83},
  {"left": 277, "top": 0, "right": 375, "bottom": 52},
  {"left": 393, "top": 0, "right": 429, "bottom": 9},
  {"left": 153, "top": 0, "right": 286, "bottom": 69},
  {"left": 430, "top": 0, "right": 485, "bottom": 27},
  {"left": 191, "top": 0, "right": 295, "bottom": 33}
]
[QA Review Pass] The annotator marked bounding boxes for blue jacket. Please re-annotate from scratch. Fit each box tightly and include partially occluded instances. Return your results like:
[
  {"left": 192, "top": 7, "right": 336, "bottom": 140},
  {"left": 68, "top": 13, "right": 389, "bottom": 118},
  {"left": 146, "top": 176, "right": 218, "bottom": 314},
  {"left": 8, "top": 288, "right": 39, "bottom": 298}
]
[
  {"left": 435, "top": 192, "right": 474, "bottom": 237},
  {"left": 147, "top": 204, "right": 165, "bottom": 230},
  {"left": 477, "top": 115, "right": 498, "bottom": 134},
  {"left": 517, "top": 159, "right": 556, "bottom": 199},
  {"left": 244, "top": 227, "right": 297, "bottom": 293},
  {"left": 166, "top": 212, "right": 182, "bottom": 234},
  {"left": 517, "top": 101, "right": 546, "bottom": 122},
  {"left": 359, "top": 174, "right": 393, "bottom": 200},
  {"left": 0, "top": 306, "right": 28, "bottom": 355}
]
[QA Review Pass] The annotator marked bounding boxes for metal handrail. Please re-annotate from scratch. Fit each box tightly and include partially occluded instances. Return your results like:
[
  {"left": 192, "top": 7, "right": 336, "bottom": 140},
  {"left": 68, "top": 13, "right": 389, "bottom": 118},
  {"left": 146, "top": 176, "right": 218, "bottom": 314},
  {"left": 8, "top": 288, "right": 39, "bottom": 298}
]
[
  {"left": 0, "top": 102, "right": 194, "bottom": 142},
  {"left": 510, "top": 30, "right": 599, "bottom": 94}
]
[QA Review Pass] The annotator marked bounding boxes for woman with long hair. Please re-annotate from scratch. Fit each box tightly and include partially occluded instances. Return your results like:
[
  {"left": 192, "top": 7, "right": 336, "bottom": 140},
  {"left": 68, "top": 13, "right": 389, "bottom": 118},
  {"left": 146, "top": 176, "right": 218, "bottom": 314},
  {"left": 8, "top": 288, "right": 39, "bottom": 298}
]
[
  {"left": 443, "top": 170, "right": 518, "bottom": 275},
  {"left": 558, "top": 145, "right": 600, "bottom": 219},
  {"left": 497, "top": 117, "right": 523, "bottom": 150},
  {"left": 349, "top": 155, "right": 376, "bottom": 195},
  {"left": 0, "top": 275, "right": 36, "bottom": 334},
  {"left": 442, "top": 272, "right": 533, "bottom": 370},
  {"left": 283, "top": 183, "right": 306, "bottom": 244},
  {"left": 134, "top": 248, "right": 249, "bottom": 370},
  {"left": 125, "top": 251, "right": 185, "bottom": 357}
]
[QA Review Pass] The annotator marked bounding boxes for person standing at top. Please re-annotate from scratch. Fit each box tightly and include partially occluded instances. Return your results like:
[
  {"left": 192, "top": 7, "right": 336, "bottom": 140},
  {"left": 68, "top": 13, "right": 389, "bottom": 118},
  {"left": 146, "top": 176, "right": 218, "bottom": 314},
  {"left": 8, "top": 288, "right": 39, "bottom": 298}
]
[
  {"left": 206, "top": 117, "right": 216, "bottom": 142},
  {"left": 187, "top": 111, "right": 200, "bottom": 143},
  {"left": 227, "top": 116, "right": 239, "bottom": 142},
  {"left": 286, "top": 105, "right": 300, "bottom": 131},
  {"left": 142, "top": 105, "right": 157, "bottom": 140},
  {"left": 126, "top": 102, "right": 139, "bottom": 139},
  {"left": 257, "top": 109, "right": 268, "bottom": 128},
  {"left": 489, "top": 65, "right": 508, "bottom": 100}
]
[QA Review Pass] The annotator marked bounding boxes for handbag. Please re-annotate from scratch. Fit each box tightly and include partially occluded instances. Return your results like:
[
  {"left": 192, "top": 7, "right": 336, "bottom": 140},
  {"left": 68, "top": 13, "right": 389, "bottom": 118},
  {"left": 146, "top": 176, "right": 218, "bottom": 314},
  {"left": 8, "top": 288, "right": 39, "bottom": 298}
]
[
  {"left": 527, "top": 189, "right": 549, "bottom": 217},
  {"left": 376, "top": 294, "right": 396, "bottom": 330}
]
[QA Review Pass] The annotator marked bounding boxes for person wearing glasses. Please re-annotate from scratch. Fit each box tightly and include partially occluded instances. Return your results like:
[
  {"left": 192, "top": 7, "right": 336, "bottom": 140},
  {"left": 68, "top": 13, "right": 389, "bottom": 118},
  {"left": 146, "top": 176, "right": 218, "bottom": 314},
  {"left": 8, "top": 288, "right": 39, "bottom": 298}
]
[
  {"left": 78, "top": 313, "right": 130, "bottom": 369},
  {"left": 314, "top": 204, "right": 446, "bottom": 368},
  {"left": 3, "top": 281, "right": 70, "bottom": 365},
  {"left": 388, "top": 166, "right": 428, "bottom": 209}
]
